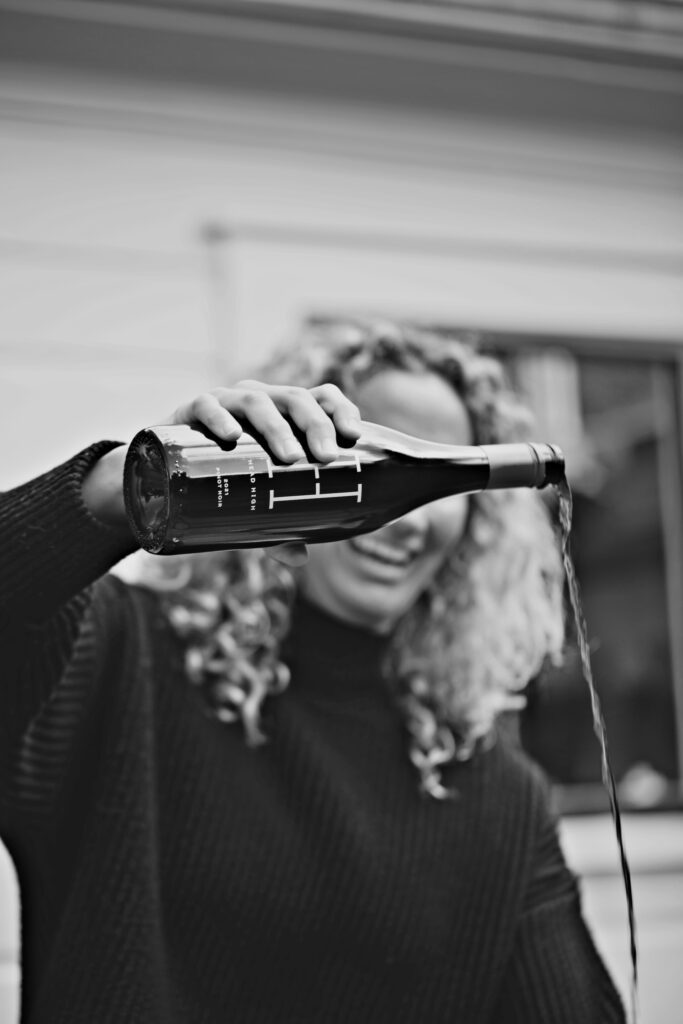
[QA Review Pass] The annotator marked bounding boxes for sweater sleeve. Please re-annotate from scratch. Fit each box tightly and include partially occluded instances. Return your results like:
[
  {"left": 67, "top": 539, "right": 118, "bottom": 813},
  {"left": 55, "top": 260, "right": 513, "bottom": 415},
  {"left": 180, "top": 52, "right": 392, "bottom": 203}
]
[
  {"left": 0, "top": 443, "right": 138, "bottom": 792},
  {"left": 0, "top": 441, "right": 136, "bottom": 625},
  {"left": 491, "top": 800, "right": 627, "bottom": 1024}
]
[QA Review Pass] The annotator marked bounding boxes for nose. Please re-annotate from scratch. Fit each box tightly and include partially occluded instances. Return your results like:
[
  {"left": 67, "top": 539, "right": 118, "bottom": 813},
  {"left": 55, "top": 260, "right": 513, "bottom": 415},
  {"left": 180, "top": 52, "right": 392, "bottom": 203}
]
[{"left": 389, "top": 503, "right": 431, "bottom": 540}]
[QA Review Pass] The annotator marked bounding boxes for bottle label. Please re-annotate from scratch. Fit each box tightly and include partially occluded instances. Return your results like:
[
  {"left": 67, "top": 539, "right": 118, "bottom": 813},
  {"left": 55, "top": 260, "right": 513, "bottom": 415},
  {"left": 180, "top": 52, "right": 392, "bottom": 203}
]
[
  {"left": 178, "top": 449, "right": 364, "bottom": 518},
  {"left": 267, "top": 451, "right": 363, "bottom": 509},
  {"left": 213, "top": 454, "right": 265, "bottom": 514}
]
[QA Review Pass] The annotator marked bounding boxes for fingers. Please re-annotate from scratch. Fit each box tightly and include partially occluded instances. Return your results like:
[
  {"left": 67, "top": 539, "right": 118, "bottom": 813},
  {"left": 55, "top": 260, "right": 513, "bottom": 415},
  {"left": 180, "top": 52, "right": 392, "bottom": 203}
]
[
  {"left": 223, "top": 386, "right": 308, "bottom": 462},
  {"left": 274, "top": 387, "right": 340, "bottom": 462},
  {"left": 169, "top": 394, "right": 242, "bottom": 442},
  {"left": 260, "top": 382, "right": 361, "bottom": 461},
  {"left": 309, "top": 383, "right": 363, "bottom": 442},
  {"left": 170, "top": 381, "right": 361, "bottom": 465},
  {"left": 170, "top": 389, "right": 301, "bottom": 462}
]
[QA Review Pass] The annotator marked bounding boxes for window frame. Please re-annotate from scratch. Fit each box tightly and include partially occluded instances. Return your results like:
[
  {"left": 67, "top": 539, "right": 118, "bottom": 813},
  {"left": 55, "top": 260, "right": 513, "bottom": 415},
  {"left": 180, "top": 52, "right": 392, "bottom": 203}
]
[{"left": 448, "top": 328, "right": 683, "bottom": 815}]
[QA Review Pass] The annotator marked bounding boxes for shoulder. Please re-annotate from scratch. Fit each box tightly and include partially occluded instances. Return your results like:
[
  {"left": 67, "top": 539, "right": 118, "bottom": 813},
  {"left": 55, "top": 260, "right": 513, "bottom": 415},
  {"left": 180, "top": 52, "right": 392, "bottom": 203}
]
[
  {"left": 481, "top": 729, "right": 554, "bottom": 809},
  {"left": 461, "top": 731, "right": 559, "bottom": 855},
  {"left": 90, "top": 572, "right": 163, "bottom": 617},
  {"left": 482, "top": 734, "right": 578, "bottom": 907},
  {"left": 84, "top": 573, "right": 171, "bottom": 661}
]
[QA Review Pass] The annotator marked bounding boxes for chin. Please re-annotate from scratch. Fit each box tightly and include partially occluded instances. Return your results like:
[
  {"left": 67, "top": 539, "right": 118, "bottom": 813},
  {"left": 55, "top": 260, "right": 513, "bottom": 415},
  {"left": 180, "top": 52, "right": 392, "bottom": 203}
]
[{"left": 340, "top": 590, "right": 413, "bottom": 633}]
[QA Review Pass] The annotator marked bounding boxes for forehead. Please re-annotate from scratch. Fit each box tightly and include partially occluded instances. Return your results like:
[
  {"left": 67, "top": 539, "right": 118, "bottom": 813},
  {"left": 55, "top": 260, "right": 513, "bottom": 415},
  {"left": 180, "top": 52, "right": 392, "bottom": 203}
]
[{"left": 354, "top": 368, "right": 473, "bottom": 445}]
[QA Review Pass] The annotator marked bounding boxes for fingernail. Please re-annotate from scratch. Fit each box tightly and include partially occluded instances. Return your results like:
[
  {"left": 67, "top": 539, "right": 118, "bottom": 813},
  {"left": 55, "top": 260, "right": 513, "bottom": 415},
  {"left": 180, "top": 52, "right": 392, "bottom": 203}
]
[
  {"left": 282, "top": 438, "right": 304, "bottom": 459},
  {"left": 319, "top": 439, "right": 338, "bottom": 458},
  {"left": 342, "top": 416, "right": 362, "bottom": 435}
]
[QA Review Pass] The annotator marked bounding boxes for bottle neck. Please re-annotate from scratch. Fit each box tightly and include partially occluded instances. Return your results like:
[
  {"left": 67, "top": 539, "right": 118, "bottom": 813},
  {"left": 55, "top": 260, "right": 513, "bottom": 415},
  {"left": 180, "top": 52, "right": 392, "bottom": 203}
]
[
  {"left": 480, "top": 442, "right": 565, "bottom": 491},
  {"left": 361, "top": 424, "right": 564, "bottom": 492}
]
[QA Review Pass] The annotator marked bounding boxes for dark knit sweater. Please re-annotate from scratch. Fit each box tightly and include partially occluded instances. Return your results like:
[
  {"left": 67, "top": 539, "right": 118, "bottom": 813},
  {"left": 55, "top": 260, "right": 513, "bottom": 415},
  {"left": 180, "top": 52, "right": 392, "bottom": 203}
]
[{"left": 0, "top": 445, "right": 625, "bottom": 1024}]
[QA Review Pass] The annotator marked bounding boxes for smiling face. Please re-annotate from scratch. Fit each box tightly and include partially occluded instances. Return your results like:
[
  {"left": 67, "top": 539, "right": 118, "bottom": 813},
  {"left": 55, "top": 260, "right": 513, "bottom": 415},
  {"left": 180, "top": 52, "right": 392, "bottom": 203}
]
[{"left": 298, "top": 369, "right": 474, "bottom": 633}]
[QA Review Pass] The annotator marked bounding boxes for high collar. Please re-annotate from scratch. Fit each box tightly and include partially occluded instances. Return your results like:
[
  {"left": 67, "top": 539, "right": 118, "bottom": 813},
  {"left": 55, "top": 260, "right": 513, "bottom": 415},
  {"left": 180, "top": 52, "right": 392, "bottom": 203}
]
[{"left": 282, "top": 594, "right": 393, "bottom": 699}]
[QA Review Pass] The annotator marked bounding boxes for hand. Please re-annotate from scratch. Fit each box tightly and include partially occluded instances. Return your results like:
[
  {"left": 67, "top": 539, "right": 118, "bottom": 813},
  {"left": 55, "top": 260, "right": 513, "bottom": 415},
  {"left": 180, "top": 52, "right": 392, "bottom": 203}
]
[
  {"left": 168, "top": 381, "right": 363, "bottom": 565},
  {"left": 168, "top": 381, "right": 362, "bottom": 464}
]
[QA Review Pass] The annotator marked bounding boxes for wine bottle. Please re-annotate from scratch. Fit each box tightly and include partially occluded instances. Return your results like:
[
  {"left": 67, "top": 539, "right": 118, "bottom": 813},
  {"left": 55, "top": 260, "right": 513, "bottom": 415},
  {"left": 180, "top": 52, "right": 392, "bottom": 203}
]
[{"left": 123, "top": 422, "right": 564, "bottom": 555}]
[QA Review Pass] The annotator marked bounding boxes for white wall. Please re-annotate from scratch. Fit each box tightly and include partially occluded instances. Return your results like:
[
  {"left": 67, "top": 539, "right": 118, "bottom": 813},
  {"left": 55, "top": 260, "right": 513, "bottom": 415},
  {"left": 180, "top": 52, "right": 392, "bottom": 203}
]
[
  {"left": 1, "top": 68, "right": 681, "bottom": 489},
  {"left": 1, "top": 65, "right": 682, "bottom": 1022}
]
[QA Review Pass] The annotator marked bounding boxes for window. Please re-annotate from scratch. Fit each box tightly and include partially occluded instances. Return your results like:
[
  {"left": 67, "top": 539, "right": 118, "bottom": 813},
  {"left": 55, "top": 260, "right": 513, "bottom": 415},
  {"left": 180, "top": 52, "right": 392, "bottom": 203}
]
[{"left": 483, "top": 335, "right": 683, "bottom": 814}]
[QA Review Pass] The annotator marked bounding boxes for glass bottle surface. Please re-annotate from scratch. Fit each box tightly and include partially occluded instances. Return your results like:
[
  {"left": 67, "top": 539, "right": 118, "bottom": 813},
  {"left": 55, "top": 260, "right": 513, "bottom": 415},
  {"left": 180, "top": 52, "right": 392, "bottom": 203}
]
[{"left": 124, "top": 422, "right": 563, "bottom": 555}]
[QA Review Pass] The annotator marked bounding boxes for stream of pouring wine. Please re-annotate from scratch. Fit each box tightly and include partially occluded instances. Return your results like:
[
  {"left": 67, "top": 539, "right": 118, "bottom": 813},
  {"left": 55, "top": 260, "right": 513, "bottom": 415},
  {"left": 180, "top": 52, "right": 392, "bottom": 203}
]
[{"left": 556, "top": 477, "right": 638, "bottom": 1023}]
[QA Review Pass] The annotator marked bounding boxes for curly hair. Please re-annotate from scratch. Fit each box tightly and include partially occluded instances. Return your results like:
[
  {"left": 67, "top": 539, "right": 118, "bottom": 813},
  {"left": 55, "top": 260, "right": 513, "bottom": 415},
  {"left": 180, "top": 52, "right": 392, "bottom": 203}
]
[{"left": 139, "top": 320, "right": 565, "bottom": 798}]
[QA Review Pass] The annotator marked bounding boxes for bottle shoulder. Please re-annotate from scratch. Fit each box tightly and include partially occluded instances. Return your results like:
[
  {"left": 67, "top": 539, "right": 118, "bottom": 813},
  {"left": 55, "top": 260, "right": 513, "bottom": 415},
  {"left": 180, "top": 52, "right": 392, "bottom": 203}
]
[{"left": 357, "top": 421, "right": 484, "bottom": 463}]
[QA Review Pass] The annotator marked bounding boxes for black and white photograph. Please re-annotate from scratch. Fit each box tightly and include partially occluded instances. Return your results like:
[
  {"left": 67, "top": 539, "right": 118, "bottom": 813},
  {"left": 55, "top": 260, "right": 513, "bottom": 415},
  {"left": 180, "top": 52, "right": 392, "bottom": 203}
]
[{"left": 1, "top": 2, "right": 682, "bottom": 1022}]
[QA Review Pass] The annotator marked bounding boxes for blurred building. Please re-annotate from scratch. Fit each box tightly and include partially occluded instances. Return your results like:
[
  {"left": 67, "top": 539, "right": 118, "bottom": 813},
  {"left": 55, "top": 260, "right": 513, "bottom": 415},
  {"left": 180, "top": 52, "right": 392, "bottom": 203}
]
[{"left": 1, "top": 2, "right": 682, "bottom": 1021}]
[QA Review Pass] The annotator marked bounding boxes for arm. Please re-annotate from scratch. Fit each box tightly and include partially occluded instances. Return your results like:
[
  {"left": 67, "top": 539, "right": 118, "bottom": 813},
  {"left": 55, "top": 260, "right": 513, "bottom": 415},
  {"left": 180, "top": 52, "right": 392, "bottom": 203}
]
[
  {"left": 492, "top": 805, "right": 626, "bottom": 1024},
  {"left": 0, "top": 381, "right": 362, "bottom": 750},
  {"left": 1, "top": 369, "right": 366, "bottom": 623},
  {"left": 0, "top": 441, "right": 135, "bottom": 627},
  {"left": 0, "top": 441, "right": 138, "bottom": 757}
]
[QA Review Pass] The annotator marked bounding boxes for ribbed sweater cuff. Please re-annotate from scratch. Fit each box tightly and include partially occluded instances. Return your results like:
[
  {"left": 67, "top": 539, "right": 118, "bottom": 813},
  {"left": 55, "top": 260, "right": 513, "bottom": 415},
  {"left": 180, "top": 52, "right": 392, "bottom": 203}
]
[{"left": 0, "top": 441, "right": 138, "bottom": 623}]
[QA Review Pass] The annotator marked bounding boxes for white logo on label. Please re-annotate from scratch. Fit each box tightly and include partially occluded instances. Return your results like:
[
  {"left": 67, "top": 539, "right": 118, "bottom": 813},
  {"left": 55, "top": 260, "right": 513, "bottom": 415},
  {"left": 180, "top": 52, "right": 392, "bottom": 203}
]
[{"left": 268, "top": 453, "right": 362, "bottom": 509}]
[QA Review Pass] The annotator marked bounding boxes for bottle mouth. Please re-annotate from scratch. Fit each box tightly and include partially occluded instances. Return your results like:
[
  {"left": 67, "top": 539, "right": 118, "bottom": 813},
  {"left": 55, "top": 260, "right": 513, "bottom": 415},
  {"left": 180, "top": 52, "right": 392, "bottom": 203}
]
[
  {"left": 482, "top": 442, "right": 565, "bottom": 491},
  {"left": 531, "top": 443, "right": 565, "bottom": 486},
  {"left": 123, "top": 430, "right": 170, "bottom": 553}
]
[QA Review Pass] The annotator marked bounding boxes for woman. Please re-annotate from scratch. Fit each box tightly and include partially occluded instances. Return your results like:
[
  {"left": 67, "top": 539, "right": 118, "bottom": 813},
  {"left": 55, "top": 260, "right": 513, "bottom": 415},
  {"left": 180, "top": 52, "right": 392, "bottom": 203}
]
[{"left": 0, "top": 321, "right": 624, "bottom": 1023}]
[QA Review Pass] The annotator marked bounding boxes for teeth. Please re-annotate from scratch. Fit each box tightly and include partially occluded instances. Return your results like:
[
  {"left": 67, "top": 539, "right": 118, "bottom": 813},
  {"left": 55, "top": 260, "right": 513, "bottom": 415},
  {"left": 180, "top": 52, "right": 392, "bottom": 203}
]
[{"left": 350, "top": 536, "right": 413, "bottom": 566}]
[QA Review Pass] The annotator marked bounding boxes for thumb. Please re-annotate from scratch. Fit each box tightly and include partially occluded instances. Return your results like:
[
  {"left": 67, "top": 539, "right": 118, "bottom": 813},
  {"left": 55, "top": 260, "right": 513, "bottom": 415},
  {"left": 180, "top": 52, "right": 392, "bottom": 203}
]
[{"left": 267, "top": 542, "right": 309, "bottom": 568}]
